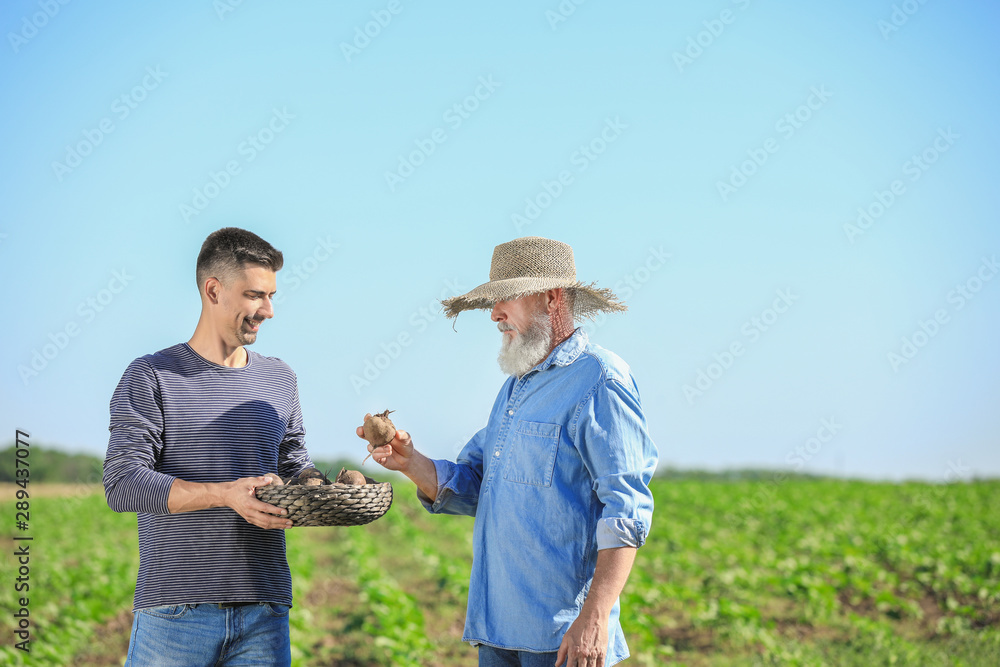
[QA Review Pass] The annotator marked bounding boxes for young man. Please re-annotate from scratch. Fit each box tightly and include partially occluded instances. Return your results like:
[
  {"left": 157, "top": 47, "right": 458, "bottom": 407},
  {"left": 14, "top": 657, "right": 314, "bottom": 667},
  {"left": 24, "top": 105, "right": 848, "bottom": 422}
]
[
  {"left": 103, "top": 227, "right": 313, "bottom": 666},
  {"left": 361, "top": 236, "right": 658, "bottom": 667}
]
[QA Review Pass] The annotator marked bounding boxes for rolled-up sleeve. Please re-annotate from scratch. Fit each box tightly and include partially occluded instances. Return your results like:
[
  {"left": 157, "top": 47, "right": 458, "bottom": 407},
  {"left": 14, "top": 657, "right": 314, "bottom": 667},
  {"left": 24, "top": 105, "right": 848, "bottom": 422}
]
[
  {"left": 575, "top": 377, "right": 657, "bottom": 550},
  {"left": 103, "top": 359, "right": 176, "bottom": 515},
  {"left": 419, "top": 427, "right": 487, "bottom": 517}
]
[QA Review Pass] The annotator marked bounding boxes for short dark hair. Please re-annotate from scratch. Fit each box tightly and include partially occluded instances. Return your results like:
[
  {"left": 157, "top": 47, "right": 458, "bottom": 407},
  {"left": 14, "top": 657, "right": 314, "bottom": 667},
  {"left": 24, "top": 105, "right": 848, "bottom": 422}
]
[{"left": 196, "top": 227, "right": 284, "bottom": 288}]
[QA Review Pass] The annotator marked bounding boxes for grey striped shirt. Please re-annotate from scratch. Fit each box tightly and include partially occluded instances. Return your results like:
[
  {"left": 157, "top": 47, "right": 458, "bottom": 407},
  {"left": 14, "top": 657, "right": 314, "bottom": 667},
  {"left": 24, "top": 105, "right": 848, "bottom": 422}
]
[{"left": 103, "top": 343, "right": 313, "bottom": 611}]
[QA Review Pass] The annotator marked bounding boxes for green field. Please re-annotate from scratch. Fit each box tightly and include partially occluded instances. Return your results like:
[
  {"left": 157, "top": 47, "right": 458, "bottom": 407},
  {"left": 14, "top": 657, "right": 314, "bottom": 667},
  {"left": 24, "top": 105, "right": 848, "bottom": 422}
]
[{"left": 2, "top": 477, "right": 999, "bottom": 666}]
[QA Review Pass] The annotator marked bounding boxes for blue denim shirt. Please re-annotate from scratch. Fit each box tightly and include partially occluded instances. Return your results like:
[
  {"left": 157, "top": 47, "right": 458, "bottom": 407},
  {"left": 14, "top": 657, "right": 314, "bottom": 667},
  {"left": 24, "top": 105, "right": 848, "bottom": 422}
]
[{"left": 420, "top": 328, "right": 658, "bottom": 661}]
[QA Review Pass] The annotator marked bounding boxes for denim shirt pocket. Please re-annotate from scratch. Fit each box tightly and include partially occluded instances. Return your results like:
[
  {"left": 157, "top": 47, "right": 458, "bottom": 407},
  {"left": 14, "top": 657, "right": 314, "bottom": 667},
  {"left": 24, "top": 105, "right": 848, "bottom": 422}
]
[{"left": 503, "top": 420, "right": 561, "bottom": 487}]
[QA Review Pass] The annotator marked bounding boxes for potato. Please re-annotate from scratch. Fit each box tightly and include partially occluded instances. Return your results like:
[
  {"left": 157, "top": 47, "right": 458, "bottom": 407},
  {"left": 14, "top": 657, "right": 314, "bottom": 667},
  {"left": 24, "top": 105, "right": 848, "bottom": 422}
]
[
  {"left": 287, "top": 467, "right": 332, "bottom": 485},
  {"left": 362, "top": 409, "right": 396, "bottom": 464},
  {"left": 261, "top": 472, "right": 284, "bottom": 486},
  {"left": 336, "top": 467, "right": 367, "bottom": 486}
]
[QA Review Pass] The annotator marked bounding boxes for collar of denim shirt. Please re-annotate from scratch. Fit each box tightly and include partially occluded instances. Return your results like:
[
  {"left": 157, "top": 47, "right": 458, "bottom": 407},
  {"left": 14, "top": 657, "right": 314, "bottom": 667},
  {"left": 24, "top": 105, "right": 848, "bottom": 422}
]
[{"left": 533, "top": 326, "right": 589, "bottom": 373}]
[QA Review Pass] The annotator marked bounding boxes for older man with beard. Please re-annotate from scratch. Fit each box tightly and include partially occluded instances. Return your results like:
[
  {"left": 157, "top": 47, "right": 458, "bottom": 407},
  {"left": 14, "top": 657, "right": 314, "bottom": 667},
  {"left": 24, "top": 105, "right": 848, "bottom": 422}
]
[{"left": 360, "top": 236, "right": 658, "bottom": 667}]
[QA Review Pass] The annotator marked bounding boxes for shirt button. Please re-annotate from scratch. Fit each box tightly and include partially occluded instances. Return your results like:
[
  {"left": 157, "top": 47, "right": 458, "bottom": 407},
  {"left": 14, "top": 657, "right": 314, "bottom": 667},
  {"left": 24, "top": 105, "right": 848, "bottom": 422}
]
[
  {"left": 494, "top": 450, "right": 500, "bottom": 457},
  {"left": 507, "top": 409, "right": 514, "bottom": 416}
]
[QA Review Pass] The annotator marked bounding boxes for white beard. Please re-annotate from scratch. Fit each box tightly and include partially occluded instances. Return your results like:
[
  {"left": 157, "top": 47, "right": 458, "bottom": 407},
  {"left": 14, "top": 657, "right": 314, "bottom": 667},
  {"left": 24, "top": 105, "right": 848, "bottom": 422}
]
[{"left": 497, "top": 313, "right": 552, "bottom": 377}]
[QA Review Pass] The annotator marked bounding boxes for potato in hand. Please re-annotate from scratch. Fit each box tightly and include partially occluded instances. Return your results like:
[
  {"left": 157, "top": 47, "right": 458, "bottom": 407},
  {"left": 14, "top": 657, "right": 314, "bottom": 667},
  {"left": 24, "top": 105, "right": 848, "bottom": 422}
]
[{"left": 361, "top": 409, "right": 396, "bottom": 464}]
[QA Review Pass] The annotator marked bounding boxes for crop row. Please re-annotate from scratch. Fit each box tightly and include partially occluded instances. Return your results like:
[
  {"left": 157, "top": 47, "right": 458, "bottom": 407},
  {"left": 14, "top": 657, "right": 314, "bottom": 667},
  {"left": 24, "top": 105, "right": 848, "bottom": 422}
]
[{"left": 3, "top": 478, "right": 999, "bottom": 666}]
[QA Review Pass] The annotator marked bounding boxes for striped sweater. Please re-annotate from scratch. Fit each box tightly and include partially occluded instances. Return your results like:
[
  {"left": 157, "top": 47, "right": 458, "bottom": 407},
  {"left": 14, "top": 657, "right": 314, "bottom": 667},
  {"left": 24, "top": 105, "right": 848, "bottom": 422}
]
[{"left": 103, "top": 343, "right": 314, "bottom": 611}]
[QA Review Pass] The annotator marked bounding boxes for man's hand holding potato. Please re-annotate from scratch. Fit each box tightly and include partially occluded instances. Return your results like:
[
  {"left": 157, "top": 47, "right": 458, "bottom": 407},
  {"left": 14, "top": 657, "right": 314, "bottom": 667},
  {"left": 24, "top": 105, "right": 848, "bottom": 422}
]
[{"left": 356, "top": 413, "right": 438, "bottom": 502}]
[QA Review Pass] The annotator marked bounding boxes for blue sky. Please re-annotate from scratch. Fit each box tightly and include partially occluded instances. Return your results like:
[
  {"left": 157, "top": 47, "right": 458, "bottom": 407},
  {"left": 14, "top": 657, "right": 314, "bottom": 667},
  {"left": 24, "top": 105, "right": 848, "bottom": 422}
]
[{"left": 2, "top": 0, "right": 998, "bottom": 481}]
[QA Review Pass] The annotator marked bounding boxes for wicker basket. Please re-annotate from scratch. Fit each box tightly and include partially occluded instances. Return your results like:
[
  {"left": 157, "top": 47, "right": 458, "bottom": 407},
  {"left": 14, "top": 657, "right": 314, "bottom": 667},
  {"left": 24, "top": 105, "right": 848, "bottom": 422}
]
[{"left": 255, "top": 477, "right": 392, "bottom": 527}]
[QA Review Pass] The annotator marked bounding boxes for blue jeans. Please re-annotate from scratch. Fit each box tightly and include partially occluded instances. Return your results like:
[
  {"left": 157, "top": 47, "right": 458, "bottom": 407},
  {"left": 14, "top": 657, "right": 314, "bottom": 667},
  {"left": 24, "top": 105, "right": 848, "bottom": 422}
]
[
  {"left": 479, "top": 645, "right": 560, "bottom": 667},
  {"left": 125, "top": 602, "right": 291, "bottom": 667}
]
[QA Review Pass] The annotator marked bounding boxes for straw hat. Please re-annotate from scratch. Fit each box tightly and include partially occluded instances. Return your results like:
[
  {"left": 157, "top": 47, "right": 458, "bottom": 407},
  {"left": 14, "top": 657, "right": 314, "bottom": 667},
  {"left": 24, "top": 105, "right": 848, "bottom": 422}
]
[{"left": 441, "top": 236, "right": 627, "bottom": 319}]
